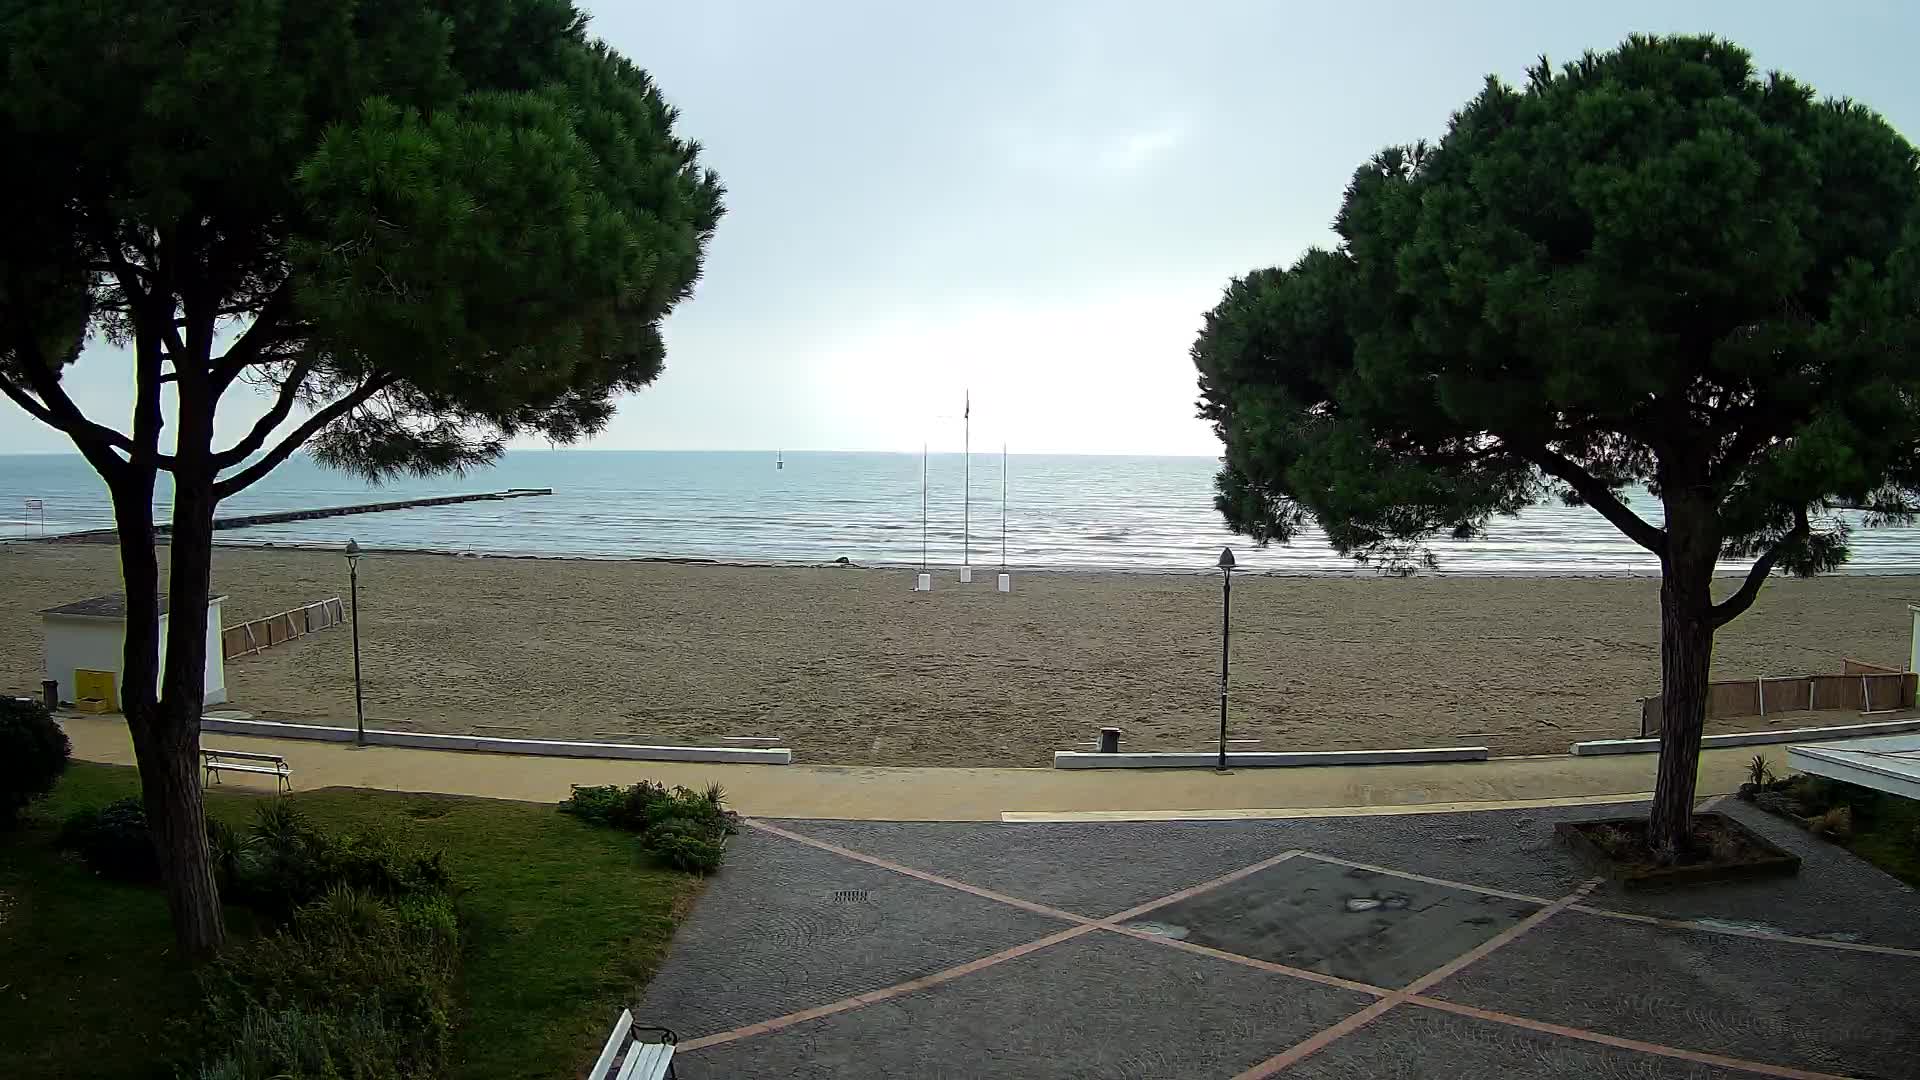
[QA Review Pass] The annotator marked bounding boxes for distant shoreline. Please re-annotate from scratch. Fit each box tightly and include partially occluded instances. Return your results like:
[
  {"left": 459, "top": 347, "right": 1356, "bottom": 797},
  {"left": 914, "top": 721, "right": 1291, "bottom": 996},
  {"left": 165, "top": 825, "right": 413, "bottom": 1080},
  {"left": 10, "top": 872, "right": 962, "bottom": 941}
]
[{"left": 15, "top": 532, "right": 1920, "bottom": 579}]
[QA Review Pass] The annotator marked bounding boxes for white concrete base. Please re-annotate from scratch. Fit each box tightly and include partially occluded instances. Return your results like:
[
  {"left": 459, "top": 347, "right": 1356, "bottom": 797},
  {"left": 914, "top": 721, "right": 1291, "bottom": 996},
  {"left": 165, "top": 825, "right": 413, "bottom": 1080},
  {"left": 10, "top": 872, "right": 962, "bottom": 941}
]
[
  {"left": 1570, "top": 715, "right": 1920, "bottom": 756},
  {"left": 1789, "top": 734, "right": 1920, "bottom": 801},
  {"left": 959, "top": 566, "right": 973, "bottom": 583},
  {"left": 199, "top": 716, "right": 792, "bottom": 764},
  {"left": 1052, "top": 746, "right": 1489, "bottom": 770},
  {"left": 913, "top": 573, "right": 931, "bottom": 592},
  {"left": 997, "top": 573, "right": 1011, "bottom": 592}
]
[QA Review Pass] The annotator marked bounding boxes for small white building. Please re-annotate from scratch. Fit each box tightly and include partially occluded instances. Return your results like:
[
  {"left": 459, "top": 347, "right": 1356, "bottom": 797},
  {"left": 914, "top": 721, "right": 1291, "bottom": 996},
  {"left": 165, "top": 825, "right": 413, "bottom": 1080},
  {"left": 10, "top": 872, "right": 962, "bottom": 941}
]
[{"left": 40, "top": 593, "right": 228, "bottom": 709}]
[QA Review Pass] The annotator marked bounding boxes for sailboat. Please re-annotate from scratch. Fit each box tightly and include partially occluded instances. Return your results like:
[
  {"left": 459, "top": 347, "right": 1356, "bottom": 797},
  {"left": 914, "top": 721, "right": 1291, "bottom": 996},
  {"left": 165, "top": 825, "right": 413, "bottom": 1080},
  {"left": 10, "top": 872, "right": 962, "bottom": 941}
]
[{"left": 776, "top": 449, "right": 783, "bottom": 471}]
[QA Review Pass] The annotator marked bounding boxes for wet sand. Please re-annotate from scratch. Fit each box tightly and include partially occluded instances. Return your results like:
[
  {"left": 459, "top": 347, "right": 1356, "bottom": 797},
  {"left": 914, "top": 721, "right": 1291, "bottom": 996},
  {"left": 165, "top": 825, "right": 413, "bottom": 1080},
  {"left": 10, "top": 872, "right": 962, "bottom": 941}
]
[{"left": 4, "top": 543, "right": 1915, "bottom": 766}]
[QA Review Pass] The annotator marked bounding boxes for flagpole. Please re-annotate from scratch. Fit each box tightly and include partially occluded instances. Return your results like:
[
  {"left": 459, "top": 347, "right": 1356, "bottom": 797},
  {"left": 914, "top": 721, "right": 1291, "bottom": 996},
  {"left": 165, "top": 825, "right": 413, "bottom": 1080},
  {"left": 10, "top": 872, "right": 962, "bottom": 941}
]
[
  {"left": 963, "top": 390, "right": 970, "bottom": 571},
  {"left": 921, "top": 442, "right": 928, "bottom": 570},
  {"left": 1001, "top": 442, "right": 1007, "bottom": 568}
]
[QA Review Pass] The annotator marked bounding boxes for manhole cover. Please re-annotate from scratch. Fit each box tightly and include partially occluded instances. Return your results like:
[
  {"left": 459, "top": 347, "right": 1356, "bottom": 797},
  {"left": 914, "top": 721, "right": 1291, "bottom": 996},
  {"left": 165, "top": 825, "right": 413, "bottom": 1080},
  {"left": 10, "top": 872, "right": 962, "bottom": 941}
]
[{"left": 831, "top": 889, "right": 872, "bottom": 903}]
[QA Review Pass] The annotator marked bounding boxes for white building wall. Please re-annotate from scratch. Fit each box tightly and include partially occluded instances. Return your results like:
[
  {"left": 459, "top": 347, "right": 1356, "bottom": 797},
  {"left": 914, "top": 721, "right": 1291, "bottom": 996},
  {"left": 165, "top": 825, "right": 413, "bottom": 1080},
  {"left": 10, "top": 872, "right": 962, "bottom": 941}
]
[{"left": 41, "top": 598, "right": 228, "bottom": 708}]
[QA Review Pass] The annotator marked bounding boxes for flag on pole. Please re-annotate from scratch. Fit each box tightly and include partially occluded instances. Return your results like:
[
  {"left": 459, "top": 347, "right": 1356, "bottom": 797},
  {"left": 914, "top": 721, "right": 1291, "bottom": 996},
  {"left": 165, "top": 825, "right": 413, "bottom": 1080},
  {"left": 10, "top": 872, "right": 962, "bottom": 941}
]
[{"left": 964, "top": 390, "right": 969, "bottom": 419}]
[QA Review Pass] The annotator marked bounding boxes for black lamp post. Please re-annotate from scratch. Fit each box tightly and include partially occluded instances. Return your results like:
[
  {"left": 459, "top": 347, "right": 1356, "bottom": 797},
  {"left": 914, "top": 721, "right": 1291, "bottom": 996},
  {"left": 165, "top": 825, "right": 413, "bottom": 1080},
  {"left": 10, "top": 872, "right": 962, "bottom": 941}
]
[
  {"left": 346, "top": 539, "right": 366, "bottom": 747},
  {"left": 1216, "top": 545, "right": 1234, "bottom": 772}
]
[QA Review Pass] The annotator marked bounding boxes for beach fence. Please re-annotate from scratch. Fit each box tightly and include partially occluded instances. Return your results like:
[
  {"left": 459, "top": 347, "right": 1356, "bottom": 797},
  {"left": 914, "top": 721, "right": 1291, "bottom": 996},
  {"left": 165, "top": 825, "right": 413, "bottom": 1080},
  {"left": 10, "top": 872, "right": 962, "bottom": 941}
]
[
  {"left": 222, "top": 598, "right": 346, "bottom": 660},
  {"left": 1639, "top": 657, "right": 1917, "bottom": 736}
]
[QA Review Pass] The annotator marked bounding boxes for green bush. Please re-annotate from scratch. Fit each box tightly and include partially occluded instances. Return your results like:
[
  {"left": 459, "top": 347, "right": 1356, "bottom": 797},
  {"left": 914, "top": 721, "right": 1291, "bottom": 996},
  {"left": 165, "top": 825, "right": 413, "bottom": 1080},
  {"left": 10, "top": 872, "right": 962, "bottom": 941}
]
[
  {"left": 198, "top": 886, "right": 460, "bottom": 1079},
  {"left": 0, "top": 696, "right": 70, "bottom": 827},
  {"left": 228, "top": 801, "right": 452, "bottom": 922},
  {"left": 60, "top": 797, "right": 159, "bottom": 881},
  {"left": 561, "top": 780, "right": 739, "bottom": 873}
]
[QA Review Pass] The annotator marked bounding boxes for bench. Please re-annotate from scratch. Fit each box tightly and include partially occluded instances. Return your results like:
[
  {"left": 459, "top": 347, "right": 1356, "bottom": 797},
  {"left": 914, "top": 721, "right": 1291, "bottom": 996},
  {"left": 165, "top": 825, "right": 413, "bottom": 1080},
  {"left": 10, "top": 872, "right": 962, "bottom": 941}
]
[
  {"left": 588, "top": 1009, "right": 676, "bottom": 1080},
  {"left": 201, "top": 747, "right": 292, "bottom": 795}
]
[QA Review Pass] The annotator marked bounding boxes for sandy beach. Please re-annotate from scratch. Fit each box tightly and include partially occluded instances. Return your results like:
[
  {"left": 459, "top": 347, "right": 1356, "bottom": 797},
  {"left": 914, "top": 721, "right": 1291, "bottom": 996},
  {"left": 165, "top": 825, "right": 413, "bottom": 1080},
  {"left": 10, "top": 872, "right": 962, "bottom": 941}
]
[{"left": 3, "top": 542, "right": 1916, "bottom": 766}]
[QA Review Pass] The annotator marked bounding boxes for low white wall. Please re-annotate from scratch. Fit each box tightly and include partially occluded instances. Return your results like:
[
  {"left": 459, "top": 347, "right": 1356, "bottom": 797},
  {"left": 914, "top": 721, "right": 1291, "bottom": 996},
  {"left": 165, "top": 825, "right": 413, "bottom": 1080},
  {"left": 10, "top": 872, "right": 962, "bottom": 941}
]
[
  {"left": 1052, "top": 746, "right": 1489, "bottom": 770},
  {"left": 1570, "top": 716, "right": 1920, "bottom": 756},
  {"left": 199, "top": 716, "right": 793, "bottom": 764}
]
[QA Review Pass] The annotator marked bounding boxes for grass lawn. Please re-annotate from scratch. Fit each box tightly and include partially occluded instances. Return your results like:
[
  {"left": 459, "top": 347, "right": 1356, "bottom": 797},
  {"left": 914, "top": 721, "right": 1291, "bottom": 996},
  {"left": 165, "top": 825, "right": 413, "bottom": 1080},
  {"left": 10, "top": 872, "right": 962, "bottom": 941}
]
[
  {"left": 0, "top": 763, "right": 704, "bottom": 1080},
  {"left": 1834, "top": 782, "right": 1920, "bottom": 887}
]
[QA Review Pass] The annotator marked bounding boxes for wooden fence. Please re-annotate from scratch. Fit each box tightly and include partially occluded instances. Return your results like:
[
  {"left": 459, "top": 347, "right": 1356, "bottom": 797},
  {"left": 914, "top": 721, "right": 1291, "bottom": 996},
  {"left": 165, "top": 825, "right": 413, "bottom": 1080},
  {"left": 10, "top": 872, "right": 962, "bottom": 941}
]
[
  {"left": 223, "top": 598, "right": 346, "bottom": 659},
  {"left": 1640, "top": 658, "right": 1917, "bottom": 736}
]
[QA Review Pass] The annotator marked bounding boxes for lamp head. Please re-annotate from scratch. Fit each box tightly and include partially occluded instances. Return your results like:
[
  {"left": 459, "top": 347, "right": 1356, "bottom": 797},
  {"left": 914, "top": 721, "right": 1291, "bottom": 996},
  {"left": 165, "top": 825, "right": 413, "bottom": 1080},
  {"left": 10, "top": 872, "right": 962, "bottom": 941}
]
[{"left": 1217, "top": 546, "right": 1235, "bottom": 572}]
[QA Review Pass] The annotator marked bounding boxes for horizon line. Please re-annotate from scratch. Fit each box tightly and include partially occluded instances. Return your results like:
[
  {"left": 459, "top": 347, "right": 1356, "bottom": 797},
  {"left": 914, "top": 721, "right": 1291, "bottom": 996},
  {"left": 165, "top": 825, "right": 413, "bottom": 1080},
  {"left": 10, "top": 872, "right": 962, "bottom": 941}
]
[{"left": 0, "top": 446, "right": 1226, "bottom": 460}]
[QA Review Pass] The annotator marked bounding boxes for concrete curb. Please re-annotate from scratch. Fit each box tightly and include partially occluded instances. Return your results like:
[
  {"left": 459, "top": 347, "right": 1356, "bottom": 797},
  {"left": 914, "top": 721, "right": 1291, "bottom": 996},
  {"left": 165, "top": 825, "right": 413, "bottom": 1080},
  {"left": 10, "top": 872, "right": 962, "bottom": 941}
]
[
  {"left": 1051, "top": 747, "right": 1489, "bottom": 770},
  {"left": 1570, "top": 716, "right": 1920, "bottom": 756},
  {"left": 199, "top": 716, "right": 793, "bottom": 764}
]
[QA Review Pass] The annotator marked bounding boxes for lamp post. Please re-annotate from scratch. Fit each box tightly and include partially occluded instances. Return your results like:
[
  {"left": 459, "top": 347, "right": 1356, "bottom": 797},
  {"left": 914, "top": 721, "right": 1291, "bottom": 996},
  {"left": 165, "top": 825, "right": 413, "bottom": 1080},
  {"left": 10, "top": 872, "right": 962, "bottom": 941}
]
[
  {"left": 345, "top": 539, "right": 366, "bottom": 747},
  {"left": 1216, "top": 546, "right": 1234, "bottom": 772}
]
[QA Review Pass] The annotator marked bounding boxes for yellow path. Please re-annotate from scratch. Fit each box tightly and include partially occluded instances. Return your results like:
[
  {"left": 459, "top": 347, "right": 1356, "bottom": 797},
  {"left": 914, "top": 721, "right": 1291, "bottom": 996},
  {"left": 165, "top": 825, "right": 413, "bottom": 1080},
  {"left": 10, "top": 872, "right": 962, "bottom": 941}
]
[{"left": 59, "top": 715, "right": 1780, "bottom": 822}]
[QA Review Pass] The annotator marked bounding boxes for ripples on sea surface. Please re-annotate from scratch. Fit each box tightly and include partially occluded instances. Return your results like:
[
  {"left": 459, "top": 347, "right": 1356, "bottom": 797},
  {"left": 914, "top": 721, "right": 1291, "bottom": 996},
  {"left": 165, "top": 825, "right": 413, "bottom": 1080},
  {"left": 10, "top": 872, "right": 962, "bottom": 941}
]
[{"left": 4, "top": 449, "right": 1920, "bottom": 575}]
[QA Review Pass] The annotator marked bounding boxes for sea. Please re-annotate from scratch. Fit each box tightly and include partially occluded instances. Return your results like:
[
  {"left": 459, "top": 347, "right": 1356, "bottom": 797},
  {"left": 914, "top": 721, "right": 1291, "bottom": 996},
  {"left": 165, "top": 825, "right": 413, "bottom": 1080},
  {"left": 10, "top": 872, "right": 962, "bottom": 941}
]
[{"left": 3, "top": 449, "right": 1920, "bottom": 575}]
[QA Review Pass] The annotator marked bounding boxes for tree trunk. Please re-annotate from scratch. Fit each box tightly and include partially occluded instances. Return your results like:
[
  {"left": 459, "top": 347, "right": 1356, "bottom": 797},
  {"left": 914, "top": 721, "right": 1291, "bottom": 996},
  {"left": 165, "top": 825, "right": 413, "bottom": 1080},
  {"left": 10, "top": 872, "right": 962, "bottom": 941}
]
[
  {"left": 1649, "top": 497, "right": 1719, "bottom": 857},
  {"left": 109, "top": 457, "right": 227, "bottom": 956},
  {"left": 151, "top": 378, "right": 227, "bottom": 957}
]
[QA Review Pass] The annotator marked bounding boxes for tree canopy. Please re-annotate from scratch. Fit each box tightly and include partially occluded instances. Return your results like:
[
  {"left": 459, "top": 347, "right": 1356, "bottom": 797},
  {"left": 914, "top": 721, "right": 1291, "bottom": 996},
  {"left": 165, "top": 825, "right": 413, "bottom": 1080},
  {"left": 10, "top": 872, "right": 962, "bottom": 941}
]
[
  {"left": 0, "top": 0, "right": 723, "bottom": 486},
  {"left": 1194, "top": 34, "right": 1920, "bottom": 852},
  {"left": 0, "top": 0, "right": 723, "bottom": 954},
  {"left": 1198, "top": 35, "right": 1920, "bottom": 592}
]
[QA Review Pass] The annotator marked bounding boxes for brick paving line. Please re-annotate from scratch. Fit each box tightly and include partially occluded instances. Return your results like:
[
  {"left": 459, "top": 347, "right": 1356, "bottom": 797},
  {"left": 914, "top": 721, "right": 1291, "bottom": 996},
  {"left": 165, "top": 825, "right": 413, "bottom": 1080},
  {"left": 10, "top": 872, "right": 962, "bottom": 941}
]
[
  {"left": 1295, "top": 851, "right": 1920, "bottom": 961},
  {"left": 1230, "top": 880, "right": 1604, "bottom": 1078},
  {"left": 682, "top": 821, "right": 1889, "bottom": 1078},
  {"left": 677, "top": 827, "right": 1375, "bottom": 1053},
  {"left": 1402, "top": 997, "right": 1854, "bottom": 1080}
]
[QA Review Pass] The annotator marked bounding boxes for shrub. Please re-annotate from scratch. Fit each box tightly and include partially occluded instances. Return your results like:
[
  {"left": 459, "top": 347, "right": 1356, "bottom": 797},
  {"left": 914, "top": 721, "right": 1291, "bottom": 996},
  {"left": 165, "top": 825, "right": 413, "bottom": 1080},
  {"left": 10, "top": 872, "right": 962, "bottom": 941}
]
[
  {"left": 224, "top": 800, "right": 452, "bottom": 923},
  {"left": 643, "top": 817, "right": 729, "bottom": 873},
  {"left": 1746, "top": 754, "right": 1776, "bottom": 789},
  {"left": 560, "top": 780, "right": 740, "bottom": 873},
  {"left": 0, "top": 697, "right": 70, "bottom": 827},
  {"left": 198, "top": 886, "right": 460, "bottom": 1080},
  {"left": 1807, "top": 805, "right": 1854, "bottom": 841},
  {"left": 60, "top": 797, "right": 159, "bottom": 881}
]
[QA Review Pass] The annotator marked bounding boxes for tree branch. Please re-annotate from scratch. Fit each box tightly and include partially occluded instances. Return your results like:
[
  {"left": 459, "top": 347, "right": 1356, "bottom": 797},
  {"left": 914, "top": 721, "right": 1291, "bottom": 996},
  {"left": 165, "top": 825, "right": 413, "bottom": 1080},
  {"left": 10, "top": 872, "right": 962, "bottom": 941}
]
[
  {"left": 212, "top": 374, "right": 396, "bottom": 499},
  {"left": 1517, "top": 443, "right": 1667, "bottom": 554},
  {"left": 1, "top": 358, "right": 131, "bottom": 479},
  {"left": 1710, "top": 509, "right": 1810, "bottom": 629},
  {"left": 210, "top": 283, "right": 294, "bottom": 394},
  {"left": 212, "top": 356, "right": 315, "bottom": 468}
]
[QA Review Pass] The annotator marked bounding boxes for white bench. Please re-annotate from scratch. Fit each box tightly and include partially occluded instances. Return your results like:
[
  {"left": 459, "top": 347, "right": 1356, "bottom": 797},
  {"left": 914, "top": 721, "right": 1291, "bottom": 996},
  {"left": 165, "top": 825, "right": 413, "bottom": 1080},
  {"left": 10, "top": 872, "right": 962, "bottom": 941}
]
[
  {"left": 588, "top": 1009, "right": 676, "bottom": 1080},
  {"left": 201, "top": 747, "right": 292, "bottom": 795}
]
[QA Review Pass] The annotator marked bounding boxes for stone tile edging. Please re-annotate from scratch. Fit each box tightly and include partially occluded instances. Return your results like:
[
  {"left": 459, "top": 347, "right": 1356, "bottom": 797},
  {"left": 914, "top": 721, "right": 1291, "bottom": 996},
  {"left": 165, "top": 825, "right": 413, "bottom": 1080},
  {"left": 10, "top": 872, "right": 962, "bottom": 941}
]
[
  {"left": 1052, "top": 746, "right": 1489, "bottom": 769},
  {"left": 198, "top": 716, "right": 792, "bottom": 764}
]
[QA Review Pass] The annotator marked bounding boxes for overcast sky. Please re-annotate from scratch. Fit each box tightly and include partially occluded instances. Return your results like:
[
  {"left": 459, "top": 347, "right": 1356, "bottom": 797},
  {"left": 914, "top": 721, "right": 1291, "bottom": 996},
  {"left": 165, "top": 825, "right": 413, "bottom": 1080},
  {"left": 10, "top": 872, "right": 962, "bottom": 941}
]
[{"left": 6, "top": 0, "right": 1917, "bottom": 456}]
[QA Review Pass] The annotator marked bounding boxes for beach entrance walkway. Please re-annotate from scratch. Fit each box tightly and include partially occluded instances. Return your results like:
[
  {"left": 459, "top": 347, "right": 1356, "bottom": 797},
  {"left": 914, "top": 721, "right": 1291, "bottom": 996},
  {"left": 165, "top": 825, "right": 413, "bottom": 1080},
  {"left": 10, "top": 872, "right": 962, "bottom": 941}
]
[{"left": 640, "top": 801, "right": 1918, "bottom": 1079}]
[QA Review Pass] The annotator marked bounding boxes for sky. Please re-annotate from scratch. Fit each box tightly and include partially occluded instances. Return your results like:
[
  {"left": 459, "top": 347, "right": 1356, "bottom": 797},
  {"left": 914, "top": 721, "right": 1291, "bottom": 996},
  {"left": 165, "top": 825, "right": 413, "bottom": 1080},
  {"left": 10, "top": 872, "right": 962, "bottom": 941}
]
[{"left": 5, "top": 0, "right": 1918, "bottom": 456}]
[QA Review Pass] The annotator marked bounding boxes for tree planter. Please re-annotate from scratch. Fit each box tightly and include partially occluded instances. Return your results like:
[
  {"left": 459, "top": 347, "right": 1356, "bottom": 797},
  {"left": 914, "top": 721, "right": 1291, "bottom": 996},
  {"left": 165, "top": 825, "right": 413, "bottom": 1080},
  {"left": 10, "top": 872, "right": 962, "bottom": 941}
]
[{"left": 1556, "top": 813, "right": 1800, "bottom": 889}]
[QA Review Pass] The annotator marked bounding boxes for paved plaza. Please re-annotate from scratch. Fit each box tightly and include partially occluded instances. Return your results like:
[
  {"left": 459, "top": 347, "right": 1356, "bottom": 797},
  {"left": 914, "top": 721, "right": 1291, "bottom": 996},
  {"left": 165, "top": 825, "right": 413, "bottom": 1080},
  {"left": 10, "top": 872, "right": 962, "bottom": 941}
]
[{"left": 639, "top": 800, "right": 1920, "bottom": 1078}]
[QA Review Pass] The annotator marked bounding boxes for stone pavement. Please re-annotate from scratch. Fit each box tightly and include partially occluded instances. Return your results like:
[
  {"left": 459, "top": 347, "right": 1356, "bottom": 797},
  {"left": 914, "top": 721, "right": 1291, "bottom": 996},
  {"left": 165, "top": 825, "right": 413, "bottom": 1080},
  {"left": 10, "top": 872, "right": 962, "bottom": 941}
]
[
  {"left": 66, "top": 713, "right": 1776, "bottom": 820},
  {"left": 639, "top": 800, "right": 1920, "bottom": 1078}
]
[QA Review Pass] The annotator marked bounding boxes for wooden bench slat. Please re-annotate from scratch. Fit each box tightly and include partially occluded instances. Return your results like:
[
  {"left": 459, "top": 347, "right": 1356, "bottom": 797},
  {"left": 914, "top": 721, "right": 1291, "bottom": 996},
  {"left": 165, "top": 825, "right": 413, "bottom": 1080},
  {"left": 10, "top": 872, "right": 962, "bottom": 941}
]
[
  {"left": 203, "top": 748, "right": 286, "bottom": 764},
  {"left": 208, "top": 763, "right": 287, "bottom": 776},
  {"left": 616, "top": 1042, "right": 672, "bottom": 1080},
  {"left": 587, "top": 1009, "right": 634, "bottom": 1080}
]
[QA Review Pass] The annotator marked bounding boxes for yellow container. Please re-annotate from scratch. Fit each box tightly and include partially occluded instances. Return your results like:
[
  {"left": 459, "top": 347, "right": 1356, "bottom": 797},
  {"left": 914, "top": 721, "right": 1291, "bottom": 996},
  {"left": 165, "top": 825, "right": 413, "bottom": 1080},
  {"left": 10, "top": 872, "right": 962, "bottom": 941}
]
[{"left": 74, "top": 669, "right": 118, "bottom": 712}]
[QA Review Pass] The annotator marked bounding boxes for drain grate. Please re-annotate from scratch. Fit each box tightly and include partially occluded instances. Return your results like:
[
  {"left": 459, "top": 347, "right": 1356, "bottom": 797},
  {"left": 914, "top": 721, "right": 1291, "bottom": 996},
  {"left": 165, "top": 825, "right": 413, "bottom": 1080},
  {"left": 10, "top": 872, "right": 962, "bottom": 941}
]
[{"left": 831, "top": 889, "right": 872, "bottom": 903}]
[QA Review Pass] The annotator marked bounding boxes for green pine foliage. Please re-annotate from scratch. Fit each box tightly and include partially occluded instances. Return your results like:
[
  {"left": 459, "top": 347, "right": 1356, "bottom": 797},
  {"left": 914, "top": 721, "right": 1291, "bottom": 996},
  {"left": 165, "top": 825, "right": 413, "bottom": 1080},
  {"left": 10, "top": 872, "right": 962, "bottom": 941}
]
[
  {"left": 0, "top": 0, "right": 723, "bottom": 950},
  {"left": 1193, "top": 35, "right": 1920, "bottom": 845},
  {"left": 1197, "top": 35, "right": 1920, "bottom": 574}
]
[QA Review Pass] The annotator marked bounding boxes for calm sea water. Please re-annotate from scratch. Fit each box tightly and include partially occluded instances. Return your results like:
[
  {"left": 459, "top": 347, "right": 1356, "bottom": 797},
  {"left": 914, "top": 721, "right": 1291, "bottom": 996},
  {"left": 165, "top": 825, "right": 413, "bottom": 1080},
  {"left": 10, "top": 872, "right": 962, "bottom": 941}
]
[{"left": 3, "top": 449, "right": 1919, "bottom": 574}]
